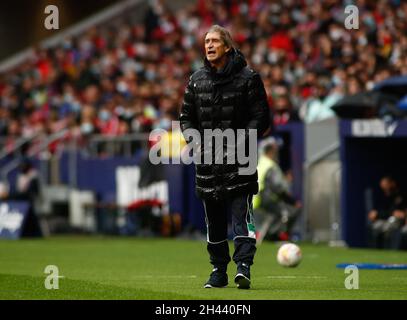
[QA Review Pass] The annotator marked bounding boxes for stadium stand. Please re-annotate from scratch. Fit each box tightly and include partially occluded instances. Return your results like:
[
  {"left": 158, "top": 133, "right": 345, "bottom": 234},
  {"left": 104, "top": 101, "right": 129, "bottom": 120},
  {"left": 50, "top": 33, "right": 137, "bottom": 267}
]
[{"left": 1, "top": 0, "right": 407, "bottom": 154}]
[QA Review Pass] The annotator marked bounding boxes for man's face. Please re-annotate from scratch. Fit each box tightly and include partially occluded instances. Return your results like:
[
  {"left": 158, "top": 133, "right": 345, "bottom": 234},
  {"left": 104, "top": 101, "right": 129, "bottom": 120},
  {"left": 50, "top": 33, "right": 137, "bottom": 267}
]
[
  {"left": 275, "top": 96, "right": 289, "bottom": 111},
  {"left": 380, "top": 178, "right": 395, "bottom": 195},
  {"left": 204, "top": 31, "right": 230, "bottom": 63}
]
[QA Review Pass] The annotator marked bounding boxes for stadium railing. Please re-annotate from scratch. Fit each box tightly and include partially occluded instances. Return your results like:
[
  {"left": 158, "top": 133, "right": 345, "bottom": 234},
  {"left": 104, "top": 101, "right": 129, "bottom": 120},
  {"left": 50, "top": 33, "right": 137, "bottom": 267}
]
[{"left": 0, "top": 135, "right": 39, "bottom": 162}]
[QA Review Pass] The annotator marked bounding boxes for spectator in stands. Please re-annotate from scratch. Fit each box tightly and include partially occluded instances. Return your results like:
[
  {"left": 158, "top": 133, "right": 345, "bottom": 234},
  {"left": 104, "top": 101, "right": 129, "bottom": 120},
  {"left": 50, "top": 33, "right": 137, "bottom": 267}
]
[
  {"left": 300, "top": 77, "right": 341, "bottom": 123},
  {"left": 8, "top": 158, "right": 40, "bottom": 203},
  {"left": 0, "top": 158, "right": 41, "bottom": 222},
  {"left": 367, "top": 176, "right": 407, "bottom": 249},
  {"left": 271, "top": 85, "right": 300, "bottom": 126}
]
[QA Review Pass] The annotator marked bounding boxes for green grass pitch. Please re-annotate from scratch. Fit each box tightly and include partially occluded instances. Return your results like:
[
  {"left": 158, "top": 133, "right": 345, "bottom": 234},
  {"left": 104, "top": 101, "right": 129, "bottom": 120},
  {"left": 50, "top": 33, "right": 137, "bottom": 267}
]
[{"left": 0, "top": 236, "right": 406, "bottom": 300}]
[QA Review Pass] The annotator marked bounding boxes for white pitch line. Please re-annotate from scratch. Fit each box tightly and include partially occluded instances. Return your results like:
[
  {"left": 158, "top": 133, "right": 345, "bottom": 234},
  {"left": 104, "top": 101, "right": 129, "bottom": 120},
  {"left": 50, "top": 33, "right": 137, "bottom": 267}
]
[
  {"left": 266, "top": 275, "right": 328, "bottom": 279},
  {"left": 101, "top": 275, "right": 198, "bottom": 280}
]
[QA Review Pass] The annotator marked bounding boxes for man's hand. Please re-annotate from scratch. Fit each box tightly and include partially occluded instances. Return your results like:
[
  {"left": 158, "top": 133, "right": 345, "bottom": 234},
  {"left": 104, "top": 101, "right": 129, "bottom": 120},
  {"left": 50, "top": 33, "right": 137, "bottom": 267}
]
[{"left": 368, "top": 210, "right": 378, "bottom": 222}]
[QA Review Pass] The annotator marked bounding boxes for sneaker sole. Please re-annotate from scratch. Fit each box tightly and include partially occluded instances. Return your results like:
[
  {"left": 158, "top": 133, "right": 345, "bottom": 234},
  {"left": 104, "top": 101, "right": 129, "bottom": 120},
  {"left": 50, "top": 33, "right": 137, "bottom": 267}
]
[
  {"left": 234, "top": 273, "right": 250, "bottom": 289},
  {"left": 204, "top": 284, "right": 228, "bottom": 289}
]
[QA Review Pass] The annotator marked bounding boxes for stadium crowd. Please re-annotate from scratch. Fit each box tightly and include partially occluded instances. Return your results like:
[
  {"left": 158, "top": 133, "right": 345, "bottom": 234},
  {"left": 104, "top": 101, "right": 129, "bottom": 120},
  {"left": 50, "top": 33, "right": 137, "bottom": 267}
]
[{"left": 1, "top": 0, "right": 407, "bottom": 154}]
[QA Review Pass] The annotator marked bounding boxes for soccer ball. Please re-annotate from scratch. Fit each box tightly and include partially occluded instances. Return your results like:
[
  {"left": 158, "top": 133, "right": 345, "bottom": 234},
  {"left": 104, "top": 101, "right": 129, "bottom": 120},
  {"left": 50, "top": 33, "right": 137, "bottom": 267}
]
[{"left": 277, "top": 243, "right": 302, "bottom": 267}]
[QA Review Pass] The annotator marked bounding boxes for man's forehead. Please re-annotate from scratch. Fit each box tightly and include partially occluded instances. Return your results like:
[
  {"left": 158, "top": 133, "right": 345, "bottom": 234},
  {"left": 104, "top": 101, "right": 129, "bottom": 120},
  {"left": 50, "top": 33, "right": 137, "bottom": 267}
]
[{"left": 205, "top": 32, "right": 221, "bottom": 40}]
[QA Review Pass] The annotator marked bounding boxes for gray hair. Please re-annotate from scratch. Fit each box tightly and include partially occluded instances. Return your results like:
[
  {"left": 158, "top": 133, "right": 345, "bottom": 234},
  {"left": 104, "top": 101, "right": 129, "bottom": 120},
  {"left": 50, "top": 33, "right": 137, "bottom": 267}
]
[{"left": 205, "top": 25, "right": 235, "bottom": 49}]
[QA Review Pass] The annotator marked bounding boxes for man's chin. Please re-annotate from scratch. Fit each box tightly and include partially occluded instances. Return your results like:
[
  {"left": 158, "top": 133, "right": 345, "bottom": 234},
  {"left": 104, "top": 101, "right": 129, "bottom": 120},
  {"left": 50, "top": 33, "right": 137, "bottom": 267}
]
[
  {"left": 206, "top": 55, "right": 219, "bottom": 62},
  {"left": 206, "top": 54, "right": 220, "bottom": 61}
]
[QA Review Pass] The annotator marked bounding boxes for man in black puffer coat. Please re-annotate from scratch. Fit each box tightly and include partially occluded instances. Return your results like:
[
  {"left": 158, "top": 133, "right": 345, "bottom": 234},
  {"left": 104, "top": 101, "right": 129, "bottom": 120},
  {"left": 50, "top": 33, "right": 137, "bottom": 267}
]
[{"left": 179, "top": 25, "right": 271, "bottom": 289}]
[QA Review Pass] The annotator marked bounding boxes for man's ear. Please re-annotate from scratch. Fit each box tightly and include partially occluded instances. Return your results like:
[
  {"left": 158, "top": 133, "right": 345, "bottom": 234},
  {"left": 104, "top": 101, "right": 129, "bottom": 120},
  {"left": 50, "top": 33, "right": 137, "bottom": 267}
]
[{"left": 225, "top": 46, "right": 231, "bottom": 53}]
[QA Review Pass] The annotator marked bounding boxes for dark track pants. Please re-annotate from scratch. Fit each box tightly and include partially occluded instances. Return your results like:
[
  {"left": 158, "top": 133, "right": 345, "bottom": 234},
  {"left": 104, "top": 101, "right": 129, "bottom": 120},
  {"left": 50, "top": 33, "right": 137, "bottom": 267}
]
[{"left": 203, "top": 193, "right": 257, "bottom": 268}]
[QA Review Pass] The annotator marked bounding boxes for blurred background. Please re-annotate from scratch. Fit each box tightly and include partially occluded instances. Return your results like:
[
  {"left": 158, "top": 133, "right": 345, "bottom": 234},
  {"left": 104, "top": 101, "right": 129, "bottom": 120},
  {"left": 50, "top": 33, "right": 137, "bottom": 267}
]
[
  {"left": 0, "top": 0, "right": 119, "bottom": 60},
  {"left": 0, "top": 0, "right": 406, "bottom": 250}
]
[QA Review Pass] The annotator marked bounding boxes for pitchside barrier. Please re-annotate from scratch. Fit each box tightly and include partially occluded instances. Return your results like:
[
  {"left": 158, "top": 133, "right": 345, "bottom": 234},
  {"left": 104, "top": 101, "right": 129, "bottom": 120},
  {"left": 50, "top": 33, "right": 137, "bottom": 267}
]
[
  {"left": 339, "top": 119, "right": 407, "bottom": 247},
  {"left": 57, "top": 150, "right": 205, "bottom": 233},
  {"left": 56, "top": 123, "right": 304, "bottom": 235},
  {"left": 0, "top": 201, "right": 42, "bottom": 239},
  {"left": 0, "top": 123, "right": 305, "bottom": 236}
]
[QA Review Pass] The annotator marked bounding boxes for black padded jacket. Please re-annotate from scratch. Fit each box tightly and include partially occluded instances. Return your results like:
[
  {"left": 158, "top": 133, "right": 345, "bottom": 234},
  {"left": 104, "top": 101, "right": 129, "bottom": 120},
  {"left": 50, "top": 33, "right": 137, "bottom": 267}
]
[{"left": 179, "top": 48, "right": 271, "bottom": 200}]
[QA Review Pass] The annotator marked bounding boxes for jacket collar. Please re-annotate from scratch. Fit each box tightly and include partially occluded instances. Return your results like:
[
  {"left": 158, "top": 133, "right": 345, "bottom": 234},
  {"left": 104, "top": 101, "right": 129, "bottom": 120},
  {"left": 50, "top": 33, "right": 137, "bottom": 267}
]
[{"left": 204, "top": 48, "right": 247, "bottom": 81}]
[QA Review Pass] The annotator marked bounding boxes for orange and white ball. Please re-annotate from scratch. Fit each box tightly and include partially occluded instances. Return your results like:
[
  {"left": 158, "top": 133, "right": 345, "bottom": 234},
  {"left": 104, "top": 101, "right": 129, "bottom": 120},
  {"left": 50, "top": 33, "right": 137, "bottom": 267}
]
[{"left": 277, "top": 243, "right": 302, "bottom": 267}]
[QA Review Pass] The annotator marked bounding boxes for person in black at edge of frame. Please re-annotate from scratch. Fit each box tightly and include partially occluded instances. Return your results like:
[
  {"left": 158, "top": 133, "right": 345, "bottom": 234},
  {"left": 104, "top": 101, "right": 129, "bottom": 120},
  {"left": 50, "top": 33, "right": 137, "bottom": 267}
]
[
  {"left": 0, "top": 158, "right": 42, "bottom": 236},
  {"left": 0, "top": 158, "right": 40, "bottom": 203},
  {"left": 367, "top": 175, "right": 407, "bottom": 249}
]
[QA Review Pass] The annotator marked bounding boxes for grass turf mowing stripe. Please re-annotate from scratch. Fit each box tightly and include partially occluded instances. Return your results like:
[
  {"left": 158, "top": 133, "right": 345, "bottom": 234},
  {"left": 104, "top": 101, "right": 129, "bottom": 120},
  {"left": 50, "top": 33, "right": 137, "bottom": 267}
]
[
  {"left": 336, "top": 263, "right": 407, "bottom": 270},
  {"left": 0, "top": 273, "right": 196, "bottom": 300},
  {"left": 0, "top": 237, "right": 407, "bottom": 299}
]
